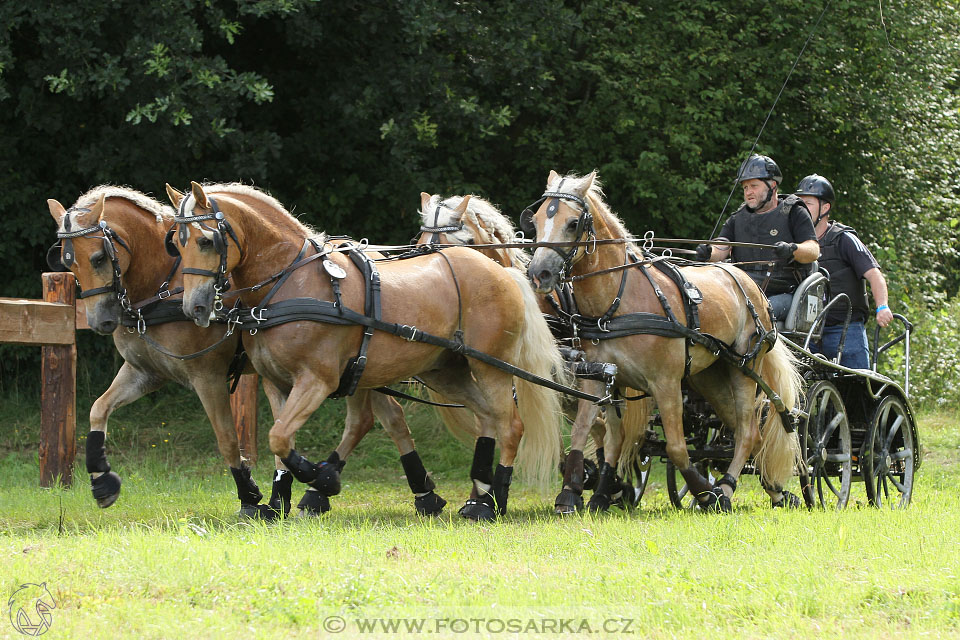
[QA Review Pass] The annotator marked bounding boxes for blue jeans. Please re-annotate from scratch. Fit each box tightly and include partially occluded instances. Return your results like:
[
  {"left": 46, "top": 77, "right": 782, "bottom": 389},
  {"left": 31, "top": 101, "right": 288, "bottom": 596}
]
[{"left": 812, "top": 322, "right": 871, "bottom": 369}]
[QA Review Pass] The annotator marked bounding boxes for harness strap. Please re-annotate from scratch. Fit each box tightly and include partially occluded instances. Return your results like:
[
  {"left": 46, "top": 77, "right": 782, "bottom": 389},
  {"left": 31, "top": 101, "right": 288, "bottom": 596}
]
[
  {"left": 330, "top": 247, "right": 382, "bottom": 398},
  {"left": 228, "top": 297, "right": 608, "bottom": 404}
]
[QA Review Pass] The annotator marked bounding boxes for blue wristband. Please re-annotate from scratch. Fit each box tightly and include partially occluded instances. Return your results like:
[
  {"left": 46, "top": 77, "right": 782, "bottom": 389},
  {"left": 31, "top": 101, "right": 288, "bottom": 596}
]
[{"left": 876, "top": 304, "right": 889, "bottom": 313}]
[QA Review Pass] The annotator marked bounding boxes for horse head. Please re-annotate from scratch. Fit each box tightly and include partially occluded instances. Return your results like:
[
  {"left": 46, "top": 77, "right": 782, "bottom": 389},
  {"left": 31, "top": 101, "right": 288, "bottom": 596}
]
[
  {"left": 525, "top": 170, "right": 599, "bottom": 293},
  {"left": 48, "top": 194, "right": 128, "bottom": 334},
  {"left": 166, "top": 181, "right": 244, "bottom": 327},
  {"left": 417, "top": 192, "right": 473, "bottom": 245}
]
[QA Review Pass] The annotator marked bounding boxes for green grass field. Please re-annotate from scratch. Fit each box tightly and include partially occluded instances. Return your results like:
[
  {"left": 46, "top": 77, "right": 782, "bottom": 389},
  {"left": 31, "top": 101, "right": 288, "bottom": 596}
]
[{"left": 1, "top": 388, "right": 958, "bottom": 639}]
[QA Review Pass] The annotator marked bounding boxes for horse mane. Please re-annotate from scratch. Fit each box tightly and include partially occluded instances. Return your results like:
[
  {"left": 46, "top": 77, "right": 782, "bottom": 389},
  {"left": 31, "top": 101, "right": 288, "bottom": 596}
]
[
  {"left": 62, "top": 185, "right": 173, "bottom": 232},
  {"left": 548, "top": 172, "right": 638, "bottom": 252},
  {"left": 422, "top": 194, "right": 530, "bottom": 268},
  {"left": 200, "top": 182, "right": 327, "bottom": 244}
]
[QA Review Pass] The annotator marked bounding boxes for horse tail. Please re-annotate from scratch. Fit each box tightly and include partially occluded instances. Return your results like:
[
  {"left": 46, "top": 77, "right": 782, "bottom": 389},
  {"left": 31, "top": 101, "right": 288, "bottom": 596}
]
[
  {"left": 427, "top": 391, "right": 477, "bottom": 447},
  {"left": 753, "top": 338, "right": 804, "bottom": 489},
  {"left": 505, "top": 267, "right": 566, "bottom": 488},
  {"left": 616, "top": 394, "right": 653, "bottom": 476}
]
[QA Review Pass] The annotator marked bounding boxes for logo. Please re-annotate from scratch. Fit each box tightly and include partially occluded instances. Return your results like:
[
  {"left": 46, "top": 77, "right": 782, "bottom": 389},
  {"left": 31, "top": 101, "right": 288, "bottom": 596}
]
[
  {"left": 769, "top": 229, "right": 779, "bottom": 236},
  {"left": 8, "top": 583, "right": 56, "bottom": 636}
]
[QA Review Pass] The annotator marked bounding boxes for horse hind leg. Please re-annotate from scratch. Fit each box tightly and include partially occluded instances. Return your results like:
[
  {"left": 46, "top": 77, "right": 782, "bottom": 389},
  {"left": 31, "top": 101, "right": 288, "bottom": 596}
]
[
  {"left": 87, "top": 362, "right": 164, "bottom": 508},
  {"left": 369, "top": 390, "right": 446, "bottom": 516},
  {"left": 690, "top": 364, "right": 761, "bottom": 512}
]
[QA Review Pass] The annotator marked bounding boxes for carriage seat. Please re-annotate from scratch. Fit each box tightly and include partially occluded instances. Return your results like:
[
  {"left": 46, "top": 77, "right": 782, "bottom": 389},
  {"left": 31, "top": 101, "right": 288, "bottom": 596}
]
[{"left": 776, "top": 261, "right": 828, "bottom": 340}]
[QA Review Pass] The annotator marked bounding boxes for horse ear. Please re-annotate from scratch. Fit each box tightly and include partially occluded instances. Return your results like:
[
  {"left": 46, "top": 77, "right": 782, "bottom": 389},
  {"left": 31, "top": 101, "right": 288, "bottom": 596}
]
[
  {"left": 453, "top": 195, "right": 471, "bottom": 216},
  {"left": 190, "top": 181, "right": 209, "bottom": 209},
  {"left": 47, "top": 199, "right": 67, "bottom": 224},
  {"left": 165, "top": 183, "right": 184, "bottom": 209},
  {"left": 419, "top": 192, "right": 432, "bottom": 211},
  {"left": 547, "top": 169, "right": 561, "bottom": 188},
  {"left": 575, "top": 170, "right": 597, "bottom": 196},
  {"left": 90, "top": 193, "right": 106, "bottom": 220}
]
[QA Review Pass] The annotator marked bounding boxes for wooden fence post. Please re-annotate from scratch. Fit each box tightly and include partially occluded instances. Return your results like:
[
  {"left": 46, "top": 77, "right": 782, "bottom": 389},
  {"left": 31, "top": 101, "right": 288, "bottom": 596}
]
[
  {"left": 230, "top": 374, "right": 259, "bottom": 465},
  {"left": 40, "top": 272, "right": 77, "bottom": 487}
]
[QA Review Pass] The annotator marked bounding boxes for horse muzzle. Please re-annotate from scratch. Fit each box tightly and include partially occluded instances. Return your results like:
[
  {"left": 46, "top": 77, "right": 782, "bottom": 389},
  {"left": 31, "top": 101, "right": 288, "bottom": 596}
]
[
  {"left": 528, "top": 251, "right": 562, "bottom": 294},
  {"left": 87, "top": 297, "right": 122, "bottom": 335},
  {"left": 183, "top": 283, "right": 216, "bottom": 328}
]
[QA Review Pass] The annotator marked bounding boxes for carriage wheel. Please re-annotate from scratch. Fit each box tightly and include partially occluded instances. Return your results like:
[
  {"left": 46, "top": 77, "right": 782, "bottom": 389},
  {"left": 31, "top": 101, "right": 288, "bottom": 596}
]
[
  {"left": 800, "top": 381, "right": 852, "bottom": 510},
  {"left": 666, "top": 460, "right": 716, "bottom": 510},
  {"left": 862, "top": 395, "right": 915, "bottom": 509}
]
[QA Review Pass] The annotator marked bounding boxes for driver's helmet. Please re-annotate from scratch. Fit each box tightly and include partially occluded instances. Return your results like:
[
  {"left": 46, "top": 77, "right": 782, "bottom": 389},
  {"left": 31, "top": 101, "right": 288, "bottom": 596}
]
[{"left": 737, "top": 154, "right": 782, "bottom": 184}]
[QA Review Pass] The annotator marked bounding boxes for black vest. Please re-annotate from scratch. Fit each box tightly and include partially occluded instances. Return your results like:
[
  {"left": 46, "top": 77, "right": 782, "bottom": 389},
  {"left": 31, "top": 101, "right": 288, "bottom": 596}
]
[
  {"left": 731, "top": 194, "right": 805, "bottom": 295},
  {"left": 819, "top": 223, "right": 870, "bottom": 324}
]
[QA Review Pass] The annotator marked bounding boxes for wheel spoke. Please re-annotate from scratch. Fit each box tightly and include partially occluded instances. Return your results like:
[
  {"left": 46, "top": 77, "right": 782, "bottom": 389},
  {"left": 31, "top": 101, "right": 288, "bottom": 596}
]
[
  {"left": 823, "top": 411, "right": 845, "bottom": 441},
  {"left": 678, "top": 484, "right": 689, "bottom": 500},
  {"left": 891, "top": 449, "right": 912, "bottom": 461},
  {"left": 822, "top": 472, "right": 842, "bottom": 499},
  {"left": 889, "top": 474, "right": 908, "bottom": 493},
  {"left": 885, "top": 414, "right": 904, "bottom": 449}
]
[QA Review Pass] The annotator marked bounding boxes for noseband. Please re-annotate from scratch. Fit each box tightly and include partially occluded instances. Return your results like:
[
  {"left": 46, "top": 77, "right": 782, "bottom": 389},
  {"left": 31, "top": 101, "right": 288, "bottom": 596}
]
[
  {"left": 520, "top": 185, "right": 595, "bottom": 275},
  {"left": 55, "top": 208, "right": 132, "bottom": 306},
  {"left": 172, "top": 195, "right": 240, "bottom": 297}
]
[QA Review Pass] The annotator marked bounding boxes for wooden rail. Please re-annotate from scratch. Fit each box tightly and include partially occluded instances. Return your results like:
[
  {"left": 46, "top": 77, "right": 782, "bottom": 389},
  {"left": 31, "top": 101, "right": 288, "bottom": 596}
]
[{"left": 2, "top": 273, "right": 259, "bottom": 487}]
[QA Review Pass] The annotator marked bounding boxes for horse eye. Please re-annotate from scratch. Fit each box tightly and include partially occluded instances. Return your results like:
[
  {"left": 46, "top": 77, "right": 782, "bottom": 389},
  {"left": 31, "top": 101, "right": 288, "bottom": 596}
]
[
  {"left": 465, "top": 238, "right": 475, "bottom": 245},
  {"left": 90, "top": 252, "right": 106, "bottom": 268},
  {"left": 197, "top": 237, "right": 213, "bottom": 249},
  {"left": 566, "top": 219, "right": 579, "bottom": 231}
]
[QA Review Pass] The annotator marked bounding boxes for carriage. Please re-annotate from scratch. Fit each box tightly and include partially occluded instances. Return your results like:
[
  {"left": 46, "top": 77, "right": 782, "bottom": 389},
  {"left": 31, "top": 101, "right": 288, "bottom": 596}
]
[{"left": 613, "top": 261, "right": 921, "bottom": 511}]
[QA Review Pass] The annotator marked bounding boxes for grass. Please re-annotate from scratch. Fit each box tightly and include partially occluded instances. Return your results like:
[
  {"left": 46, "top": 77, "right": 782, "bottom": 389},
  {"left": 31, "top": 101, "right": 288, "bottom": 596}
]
[{"left": 1, "top": 386, "right": 959, "bottom": 639}]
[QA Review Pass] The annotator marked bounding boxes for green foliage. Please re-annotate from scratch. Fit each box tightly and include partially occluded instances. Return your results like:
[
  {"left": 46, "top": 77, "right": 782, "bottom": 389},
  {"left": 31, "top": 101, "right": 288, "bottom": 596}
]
[{"left": 0, "top": 0, "right": 958, "bottom": 397}]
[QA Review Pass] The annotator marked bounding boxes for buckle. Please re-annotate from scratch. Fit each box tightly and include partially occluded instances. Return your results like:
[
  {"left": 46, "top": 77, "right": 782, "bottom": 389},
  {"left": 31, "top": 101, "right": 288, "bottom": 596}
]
[{"left": 399, "top": 325, "right": 420, "bottom": 342}]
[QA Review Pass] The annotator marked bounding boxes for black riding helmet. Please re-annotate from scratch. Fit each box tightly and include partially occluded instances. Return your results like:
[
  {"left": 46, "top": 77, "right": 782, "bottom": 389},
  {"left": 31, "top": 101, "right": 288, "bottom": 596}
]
[
  {"left": 794, "top": 174, "right": 835, "bottom": 204},
  {"left": 737, "top": 154, "right": 782, "bottom": 184}
]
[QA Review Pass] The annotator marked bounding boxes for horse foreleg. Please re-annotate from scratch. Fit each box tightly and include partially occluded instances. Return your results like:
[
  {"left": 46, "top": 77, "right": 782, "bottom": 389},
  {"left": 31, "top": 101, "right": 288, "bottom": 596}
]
[
  {"left": 87, "top": 362, "right": 164, "bottom": 508},
  {"left": 369, "top": 391, "right": 447, "bottom": 516},
  {"left": 193, "top": 376, "right": 270, "bottom": 518},
  {"left": 268, "top": 378, "right": 336, "bottom": 515},
  {"left": 587, "top": 403, "right": 629, "bottom": 513},
  {"left": 258, "top": 377, "right": 294, "bottom": 517},
  {"left": 556, "top": 384, "right": 604, "bottom": 515}
]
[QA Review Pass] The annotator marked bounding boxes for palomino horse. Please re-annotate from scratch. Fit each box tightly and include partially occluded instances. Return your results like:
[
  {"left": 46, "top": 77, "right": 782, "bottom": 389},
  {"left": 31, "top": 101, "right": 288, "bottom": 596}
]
[
  {"left": 47, "top": 186, "right": 428, "bottom": 518},
  {"left": 416, "top": 192, "right": 651, "bottom": 511},
  {"left": 168, "top": 181, "right": 565, "bottom": 520},
  {"left": 525, "top": 171, "right": 803, "bottom": 511}
]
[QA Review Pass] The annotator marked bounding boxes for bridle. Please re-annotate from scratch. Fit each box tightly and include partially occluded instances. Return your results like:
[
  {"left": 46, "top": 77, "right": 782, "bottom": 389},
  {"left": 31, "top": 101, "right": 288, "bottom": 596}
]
[
  {"left": 520, "top": 182, "right": 596, "bottom": 277},
  {"left": 418, "top": 200, "right": 463, "bottom": 244},
  {"left": 54, "top": 208, "right": 133, "bottom": 309},
  {"left": 171, "top": 194, "right": 241, "bottom": 306}
]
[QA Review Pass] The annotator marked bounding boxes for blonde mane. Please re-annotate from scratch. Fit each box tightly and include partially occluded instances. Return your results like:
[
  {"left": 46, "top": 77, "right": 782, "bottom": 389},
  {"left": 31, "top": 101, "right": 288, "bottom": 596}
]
[
  {"left": 548, "top": 172, "right": 638, "bottom": 252},
  {"left": 198, "top": 182, "right": 327, "bottom": 244},
  {"left": 61, "top": 185, "right": 173, "bottom": 232}
]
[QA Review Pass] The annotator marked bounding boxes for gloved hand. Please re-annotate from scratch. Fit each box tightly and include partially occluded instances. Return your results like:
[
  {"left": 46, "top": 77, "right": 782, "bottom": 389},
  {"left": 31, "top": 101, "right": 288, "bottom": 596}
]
[
  {"left": 774, "top": 241, "right": 798, "bottom": 260},
  {"left": 695, "top": 243, "right": 713, "bottom": 261}
]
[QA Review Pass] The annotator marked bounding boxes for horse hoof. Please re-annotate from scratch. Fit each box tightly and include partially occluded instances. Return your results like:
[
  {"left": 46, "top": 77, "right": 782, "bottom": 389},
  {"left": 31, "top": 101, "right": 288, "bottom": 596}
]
[
  {"left": 459, "top": 498, "right": 496, "bottom": 522},
  {"left": 91, "top": 472, "right": 122, "bottom": 509},
  {"left": 698, "top": 487, "right": 732, "bottom": 513},
  {"left": 415, "top": 491, "right": 447, "bottom": 516},
  {"left": 587, "top": 491, "right": 612, "bottom": 513},
  {"left": 554, "top": 488, "right": 584, "bottom": 515},
  {"left": 296, "top": 490, "right": 331, "bottom": 517},
  {"left": 772, "top": 490, "right": 802, "bottom": 509},
  {"left": 308, "top": 462, "right": 341, "bottom": 497},
  {"left": 238, "top": 503, "right": 280, "bottom": 521}
]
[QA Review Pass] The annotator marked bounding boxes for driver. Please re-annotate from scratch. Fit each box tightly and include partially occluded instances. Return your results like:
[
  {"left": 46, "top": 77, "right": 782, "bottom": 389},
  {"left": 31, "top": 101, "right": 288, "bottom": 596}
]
[{"left": 697, "top": 154, "right": 819, "bottom": 320}]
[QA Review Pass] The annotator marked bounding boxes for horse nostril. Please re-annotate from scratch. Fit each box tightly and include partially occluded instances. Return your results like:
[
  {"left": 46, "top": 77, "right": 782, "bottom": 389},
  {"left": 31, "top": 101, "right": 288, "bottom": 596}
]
[
  {"left": 193, "top": 304, "right": 208, "bottom": 318},
  {"left": 98, "top": 320, "right": 118, "bottom": 334},
  {"left": 537, "top": 270, "right": 553, "bottom": 283}
]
